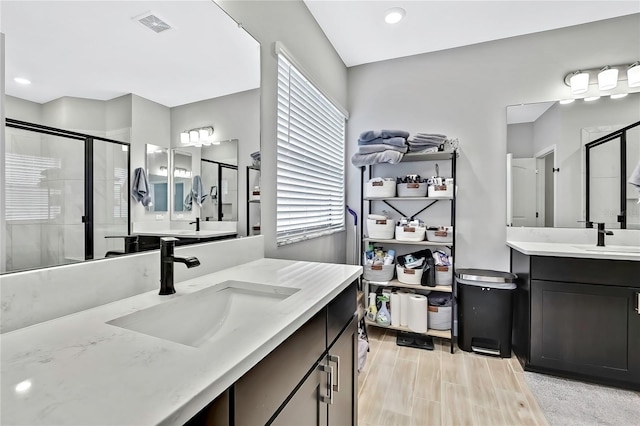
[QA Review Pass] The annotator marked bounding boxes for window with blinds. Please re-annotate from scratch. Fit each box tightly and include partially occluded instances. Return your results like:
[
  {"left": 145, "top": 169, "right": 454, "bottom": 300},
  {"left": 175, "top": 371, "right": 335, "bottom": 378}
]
[{"left": 276, "top": 54, "right": 346, "bottom": 245}]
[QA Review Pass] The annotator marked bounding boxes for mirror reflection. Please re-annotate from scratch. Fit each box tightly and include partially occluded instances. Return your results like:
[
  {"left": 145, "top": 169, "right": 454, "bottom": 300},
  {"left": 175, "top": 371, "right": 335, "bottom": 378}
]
[
  {"left": 2, "top": 1, "right": 260, "bottom": 273},
  {"left": 172, "top": 150, "right": 193, "bottom": 214},
  {"left": 146, "top": 144, "right": 169, "bottom": 213},
  {"left": 506, "top": 92, "right": 640, "bottom": 229}
]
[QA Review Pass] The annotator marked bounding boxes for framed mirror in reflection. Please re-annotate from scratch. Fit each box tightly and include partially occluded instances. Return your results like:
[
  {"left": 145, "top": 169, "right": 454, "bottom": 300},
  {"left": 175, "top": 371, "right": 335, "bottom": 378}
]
[
  {"left": 2, "top": 1, "right": 260, "bottom": 273},
  {"left": 200, "top": 140, "right": 239, "bottom": 222},
  {"left": 146, "top": 145, "right": 169, "bottom": 213},
  {"left": 172, "top": 150, "right": 193, "bottom": 214},
  {"left": 506, "top": 92, "right": 640, "bottom": 229}
]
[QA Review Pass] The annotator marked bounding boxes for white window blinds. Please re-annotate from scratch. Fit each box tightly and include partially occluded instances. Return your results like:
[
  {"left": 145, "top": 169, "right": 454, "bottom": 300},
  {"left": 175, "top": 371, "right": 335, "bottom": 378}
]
[{"left": 276, "top": 54, "right": 346, "bottom": 245}]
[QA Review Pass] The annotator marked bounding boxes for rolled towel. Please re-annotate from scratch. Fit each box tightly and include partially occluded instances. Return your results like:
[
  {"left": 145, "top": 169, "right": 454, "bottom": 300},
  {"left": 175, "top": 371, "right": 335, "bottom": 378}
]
[
  {"left": 359, "top": 130, "right": 383, "bottom": 142},
  {"left": 351, "top": 150, "right": 404, "bottom": 167},
  {"left": 359, "top": 143, "right": 408, "bottom": 154},
  {"left": 630, "top": 161, "right": 640, "bottom": 193},
  {"left": 381, "top": 129, "right": 410, "bottom": 139},
  {"left": 358, "top": 136, "right": 408, "bottom": 147},
  {"left": 131, "top": 167, "right": 152, "bottom": 207}
]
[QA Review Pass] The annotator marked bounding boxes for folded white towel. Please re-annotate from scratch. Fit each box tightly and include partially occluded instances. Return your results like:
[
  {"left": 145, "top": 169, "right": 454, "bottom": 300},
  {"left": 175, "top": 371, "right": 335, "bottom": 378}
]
[{"left": 351, "top": 150, "right": 404, "bottom": 167}]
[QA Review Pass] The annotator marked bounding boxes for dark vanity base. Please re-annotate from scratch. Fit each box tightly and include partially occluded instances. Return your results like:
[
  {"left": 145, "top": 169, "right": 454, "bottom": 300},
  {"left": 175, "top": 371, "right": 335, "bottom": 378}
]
[
  {"left": 511, "top": 249, "right": 640, "bottom": 391},
  {"left": 136, "top": 234, "right": 237, "bottom": 252}
]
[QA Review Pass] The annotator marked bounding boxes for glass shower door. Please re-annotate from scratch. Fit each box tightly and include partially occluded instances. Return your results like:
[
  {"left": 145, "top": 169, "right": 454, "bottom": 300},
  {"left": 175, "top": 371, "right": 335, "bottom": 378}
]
[
  {"left": 220, "top": 165, "right": 238, "bottom": 221},
  {"left": 4, "top": 127, "right": 85, "bottom": 271}
]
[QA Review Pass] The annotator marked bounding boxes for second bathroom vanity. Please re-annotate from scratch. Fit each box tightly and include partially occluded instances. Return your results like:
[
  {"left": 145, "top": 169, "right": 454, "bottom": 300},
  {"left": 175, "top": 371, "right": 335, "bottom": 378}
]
[{"left": 509, "top": 241, "right": 640, "bottom": 390}]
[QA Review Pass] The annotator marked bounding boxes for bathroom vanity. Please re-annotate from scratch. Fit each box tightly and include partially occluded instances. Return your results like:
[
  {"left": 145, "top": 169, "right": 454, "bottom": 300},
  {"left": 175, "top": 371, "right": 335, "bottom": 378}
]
[
  {"left": 0, "top": 252, "right": 361, "bottom": 425},
  {"left": 509, "top": 241, "right": 640, "bottom": 390}
]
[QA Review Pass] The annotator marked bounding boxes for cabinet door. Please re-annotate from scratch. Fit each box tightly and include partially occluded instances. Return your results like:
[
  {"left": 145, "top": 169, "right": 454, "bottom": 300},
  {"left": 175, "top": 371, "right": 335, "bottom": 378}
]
[
  {"left": 328, "top": 316, "right": 358, "bottom": 426},
  {"left": 271, "top": 362, "right": 329, "bottom": 426},
  {"left": 531, "top": 280, "right": 640, "bottom": 385}
]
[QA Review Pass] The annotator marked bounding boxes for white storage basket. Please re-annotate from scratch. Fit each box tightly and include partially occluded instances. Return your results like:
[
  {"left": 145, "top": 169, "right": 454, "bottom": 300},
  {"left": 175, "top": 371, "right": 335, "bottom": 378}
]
[
  {"left": 395, "top": 225, "right": 426, "bottom": 242},
  {"left": 428, "top": 305, "right": 452, "bottom": 330},
  {"left": 428, "top": 183, "right": 453, "bottom": 198},
  {"left": 365, "top": 179, "right": 396, "bottom": 198},
  {"left": 396, "top": 265, "right": 424, "bottom": 285},
  {"left": 435, "top": 265, "right": 453, "bottom": 286},
  {"left": 397, "top": 182, "right": 428, "bottom": 197},
  {"left": 366, "top": 218, "right": 395, "bottom": 239},
  {"left": 426, "top": 226, "right": 454, "bottom": 243},
  {"left": 363, "top": 264, "right": 395, "bottom": 282}
]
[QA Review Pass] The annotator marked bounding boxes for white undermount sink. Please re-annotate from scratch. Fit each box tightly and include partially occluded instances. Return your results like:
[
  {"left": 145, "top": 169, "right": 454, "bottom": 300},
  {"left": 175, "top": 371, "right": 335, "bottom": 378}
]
[
  {"left": 574, "top": 245, "right": 640, "bottom": 254},
  {"left": 107, "top": 281, "right": 299, "bottom": 347}
]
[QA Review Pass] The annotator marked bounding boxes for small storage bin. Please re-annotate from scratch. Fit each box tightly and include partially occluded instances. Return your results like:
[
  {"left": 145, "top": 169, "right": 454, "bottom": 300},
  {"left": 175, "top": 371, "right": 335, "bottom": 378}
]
[
  {"left": 428, "top": 183, "right": 453, "bottom": 198},
  {"left": 395, "top": 225, "right": 426, "bottom": 242},
  {"left": 426, "top": 226, "right": 454, "bottom": 243},
  {"left": 428, "top": 292, "right": 452, "bottom": 331},
  {"left": 363, "top": 264, "right": 395, "bottom": 282},
  {"left": 396, "top": 265, "right": 424, "bottom": 285},
  {"left": 397, "top": 182, "right": 428, "bottom": 197},
  {"left": 435, "top": 265, "right": 453, "bottom": 286},
  {"left": 367, "top": 218, "right": 395, "bottom": 239},
  {"left": 365, "top": 178, "right": 396, "bottom": 198}
]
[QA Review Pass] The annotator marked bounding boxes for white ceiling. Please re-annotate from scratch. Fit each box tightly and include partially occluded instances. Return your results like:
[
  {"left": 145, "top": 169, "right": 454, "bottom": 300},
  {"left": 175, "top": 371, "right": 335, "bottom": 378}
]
[
  {"left": 304, "top": 1, "right": 640, "bottom": 67},
  {"left": 1, "top": 1, "right": 260, "bottom": 107},
  {"left": 506, "top": 101, "right": 555, "bottom": 124}
]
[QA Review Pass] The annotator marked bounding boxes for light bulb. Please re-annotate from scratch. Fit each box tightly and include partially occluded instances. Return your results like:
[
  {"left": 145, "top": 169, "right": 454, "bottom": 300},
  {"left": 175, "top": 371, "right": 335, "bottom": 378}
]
[
  {"left": 584, "top": 96, "right": 600, "bottom": 102},
  {"left": 569, "top": 71, "right": 589, "bottom": 95},
  {"left": 384, "top": 7, "right": 405, "bottom": 24},
  {"left": 597, "top": 66, "right": 618, "bottom": 91},
  {"left": 180, "top": 132, "right": 189, "bottom": 144},
  {"left": 628, "top": 63, "right": 640, "bottom": 88},
  {"left": 189, "top": 130, "right": 199, "bottom": 143},
  {"left": 559, "top": 99, "right": 575, "bottom": 105},
  {"left": 610, "top": 93, "right": 628, "bottom": 99}
]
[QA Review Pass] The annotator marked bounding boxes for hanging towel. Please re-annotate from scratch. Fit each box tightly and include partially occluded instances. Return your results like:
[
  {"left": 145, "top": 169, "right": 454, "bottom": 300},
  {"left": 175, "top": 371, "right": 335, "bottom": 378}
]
[
  {"left": 192, "top": 175, "right": 207, "bottom": 207},
  {"left": 629, "top": 161, "right": 640, "bottom": 193},
  {"left": 131, "top": 167, "right": 152, "bottom": 207},
  {"left": 351, "top": 150, "right": 404, "bottom": 167},
  {"left": 183, "top": 193, "right": 193, "bottom": 211}
]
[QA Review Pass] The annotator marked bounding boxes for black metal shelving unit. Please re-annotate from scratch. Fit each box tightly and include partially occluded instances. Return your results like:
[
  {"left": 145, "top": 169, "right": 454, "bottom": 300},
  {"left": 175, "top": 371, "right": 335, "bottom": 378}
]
[
  {"left": 246, "top": 165, "right": 261, "bottom": 236},
  {"left": 360, "top": 150, "right": 458, "bottom": 353}
]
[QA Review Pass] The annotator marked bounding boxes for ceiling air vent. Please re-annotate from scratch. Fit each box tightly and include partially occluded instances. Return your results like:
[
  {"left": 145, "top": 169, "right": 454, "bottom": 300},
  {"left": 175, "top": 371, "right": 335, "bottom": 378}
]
[{"left": 136, "top": 12, "right": 172, "bottom": 34}]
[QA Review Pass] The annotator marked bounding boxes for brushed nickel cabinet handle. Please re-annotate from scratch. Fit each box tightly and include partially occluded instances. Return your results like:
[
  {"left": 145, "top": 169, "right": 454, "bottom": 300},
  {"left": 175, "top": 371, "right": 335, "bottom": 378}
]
[
  {"left": 319, "top": 364, "right": 333, "bottom": 405},
  {"left": 328, "top": 354, "right": 340, "bottom": 392}
]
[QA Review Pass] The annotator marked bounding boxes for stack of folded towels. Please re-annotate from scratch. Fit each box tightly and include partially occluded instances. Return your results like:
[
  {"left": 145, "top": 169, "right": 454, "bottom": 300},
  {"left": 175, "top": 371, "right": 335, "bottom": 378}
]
[
  {"left": 407, "top": 133, "right": 447, "bottom": 153},
  {"left": 351, "top": 129, "right": 410, "bottom": 167}
]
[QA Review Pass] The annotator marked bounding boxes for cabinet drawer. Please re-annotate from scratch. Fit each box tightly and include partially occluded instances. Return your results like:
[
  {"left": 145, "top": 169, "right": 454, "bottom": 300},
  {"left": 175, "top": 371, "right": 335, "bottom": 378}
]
[
  {"left": 327, "top": 283, "right": 357, "bottom": 348},
  {"left": 531, "top": 256, "right": 639, "bottom": 286},
  {"left": 234, "top": 309, "right": 327, "bottom": 426}
]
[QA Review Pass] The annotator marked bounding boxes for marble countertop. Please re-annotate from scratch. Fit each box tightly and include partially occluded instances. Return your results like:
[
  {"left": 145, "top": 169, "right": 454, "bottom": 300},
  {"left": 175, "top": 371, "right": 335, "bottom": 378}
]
[
  {"left": 507, "top": 241, "right": 640, "bottom": 261},
  {"left": 1, "top": 259, "right": 362, "bottom": 426}
]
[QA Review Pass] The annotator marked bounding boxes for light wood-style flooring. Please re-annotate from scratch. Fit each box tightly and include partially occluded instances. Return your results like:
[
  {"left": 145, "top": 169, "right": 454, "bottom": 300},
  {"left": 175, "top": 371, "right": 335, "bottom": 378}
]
[{"left": 358, "top": 327, "right": 549, "bottom": 426}]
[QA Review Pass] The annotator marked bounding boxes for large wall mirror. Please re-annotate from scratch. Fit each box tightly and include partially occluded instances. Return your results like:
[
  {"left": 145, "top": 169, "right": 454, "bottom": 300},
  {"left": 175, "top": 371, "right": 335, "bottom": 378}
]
[
  {"left": 2, "top": 1, "right": 260, "bottom": 273},
  {"left": 506, "top": 92, "right": 640, "bottom": 229}
]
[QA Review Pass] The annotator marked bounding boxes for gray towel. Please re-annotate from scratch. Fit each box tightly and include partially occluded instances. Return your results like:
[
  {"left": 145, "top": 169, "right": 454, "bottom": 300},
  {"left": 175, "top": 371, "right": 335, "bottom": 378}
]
[
  {"left": 358, "top": 136, "right": 407, "bottom": 147},
  {"left": 629, "top": 161, "right": 640, "bottom": 193},
  {"left": 131, "top": 167, "right": 152, "bottom": 207},
  {"left": 359, "top": 129, "right": 410, "bottom": 142},
  {"left": 351, "top": 150, "right": 404, "bottom": 167},
  {"left": 358, "top": 143, "right": 408, "bottom": 154},
  {"left": 192, "top": 175, "right": 207, "bottom": 207}
]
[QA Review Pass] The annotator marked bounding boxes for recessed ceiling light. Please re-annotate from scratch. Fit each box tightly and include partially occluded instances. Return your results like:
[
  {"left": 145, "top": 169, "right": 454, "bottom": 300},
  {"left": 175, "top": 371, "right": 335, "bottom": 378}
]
[
  {"left": 610, "top": 93, "right": 628, "bottom": 99},
  {"left": 559, "top": 99, "right": 575, "bottom": 105},
  {"left": 584, "top": 96, "right": 600, "bottom": 102},
  {"left": 384, "top": 7, "right": 405, "bottom": 24},
  {"left": 14, "top": 77, "right": 31, "bottom": 85}
]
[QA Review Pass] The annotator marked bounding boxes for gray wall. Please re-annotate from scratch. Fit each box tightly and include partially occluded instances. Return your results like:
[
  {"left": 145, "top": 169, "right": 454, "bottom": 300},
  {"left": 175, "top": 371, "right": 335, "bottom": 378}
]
[
  {"left": 218, "top": 0, "right": 349, "bottom": 263},
  {"left": 507, "top": 123, "right": 534, "bottom": 158},
  {"left": 347, "top": 14, "right": 640, "bottom": 271}
]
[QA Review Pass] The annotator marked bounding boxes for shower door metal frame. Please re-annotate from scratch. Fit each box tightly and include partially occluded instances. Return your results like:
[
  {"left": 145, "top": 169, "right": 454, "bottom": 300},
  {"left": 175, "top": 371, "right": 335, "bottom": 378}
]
[
  {"left": 5, "top": 118, "right": 131, "bottom": 260},
  {"left": 201, "top": 158, "right": 238, "bottom": 221}
]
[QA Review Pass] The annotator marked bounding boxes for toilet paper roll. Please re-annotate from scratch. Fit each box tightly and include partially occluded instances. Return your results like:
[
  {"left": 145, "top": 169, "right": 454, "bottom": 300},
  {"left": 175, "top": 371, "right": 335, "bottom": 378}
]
[
  {"left": 398, "top": 289, "right": 414, "bottom": 326},
  {"left": 390, "top": 293, "right": 401, "bottom": 326},
  {"left": 407, "top": 294, "right": 428, "bottom": 333}
]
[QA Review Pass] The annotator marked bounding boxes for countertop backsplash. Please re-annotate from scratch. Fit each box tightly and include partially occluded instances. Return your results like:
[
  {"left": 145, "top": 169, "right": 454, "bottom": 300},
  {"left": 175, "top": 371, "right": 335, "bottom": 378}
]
[{"left": 0, "top": 236, "right": 264, "bottom": 334}]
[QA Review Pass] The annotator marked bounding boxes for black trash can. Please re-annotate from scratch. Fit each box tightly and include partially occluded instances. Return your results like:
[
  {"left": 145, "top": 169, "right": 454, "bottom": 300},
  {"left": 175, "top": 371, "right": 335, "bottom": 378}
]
[{"left": 456, "top": 268, "right": 517, "bottom": 358}]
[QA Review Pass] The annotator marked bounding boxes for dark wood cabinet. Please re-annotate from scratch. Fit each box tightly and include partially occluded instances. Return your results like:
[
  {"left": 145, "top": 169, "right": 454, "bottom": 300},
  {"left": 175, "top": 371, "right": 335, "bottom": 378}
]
[
  {"left": 327, "top": 317, "right": 358, "bottom": 426},
  {"left": 511, "top": 250, "right": 640, "bottom": 390},
  {"left": 271, "top": 362, "right": 328, "bottom": 426}
]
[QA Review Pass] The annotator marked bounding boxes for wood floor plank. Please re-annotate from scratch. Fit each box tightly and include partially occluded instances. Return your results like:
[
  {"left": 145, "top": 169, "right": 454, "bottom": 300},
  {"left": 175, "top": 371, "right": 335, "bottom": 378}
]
[
  {"left": 441, "top": 349, "right": 468, "bottom": 386},
  {"left": 472, "top": 405, "right": 506, "bottom": 426},
  {"left": 486, "top": 356, "right": 522, "bottom": 392},
  {"left": 411, "top": 398, "right": 441, "bottom": 426},
  {"left": 415, "top": 351, "right": 442, "bottom": 402},
  {"left": 373, "top": 333, "right": 399, "bottom": 367},
  {"left": 358, "top": 355, "right": 396, "bottom": 425},
  {"left": 495, "top": 388, "right": 538, "bottom": 426},
  {"left": 441, "top": 382, "right": 475, "bottom": 426},
  {"left": 385, "top": 357, "right": 418, "bottom": 415},
  {"left": 519, "top": 385, "right": 550, "bottom": 426},
  {"left": 464, "top": 355, "right": 500, "bottom": 407},
  {"left": 379, "top": 408, "right": 412, "bottom": 426}
]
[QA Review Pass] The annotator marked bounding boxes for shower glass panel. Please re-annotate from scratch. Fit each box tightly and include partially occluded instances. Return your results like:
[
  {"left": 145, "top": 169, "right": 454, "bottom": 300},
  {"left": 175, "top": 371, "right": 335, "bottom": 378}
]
[
  {"left": 588, "top": 138, "right": 621, "bottom": 229},
  {"left": 221, "top": 166, "right": 238, "bottom": 221},
  {"left": 93, "top": 141, "right": 129, "bottom": 259},
  {"left": 201, "top": 161, "right": 219, "bottom": 221},
  {"left": 626, "top": 126, "right": 640, "bottom": 229},
  {"left": 4, "top": 127, "right": 85, "bottom": 271}
]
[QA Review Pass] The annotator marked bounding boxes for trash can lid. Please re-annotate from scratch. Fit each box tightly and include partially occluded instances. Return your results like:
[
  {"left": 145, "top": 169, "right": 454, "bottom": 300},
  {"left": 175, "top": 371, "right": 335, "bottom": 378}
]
[{"left": 455, "top": 268, "right": 517, "bottom": 283}]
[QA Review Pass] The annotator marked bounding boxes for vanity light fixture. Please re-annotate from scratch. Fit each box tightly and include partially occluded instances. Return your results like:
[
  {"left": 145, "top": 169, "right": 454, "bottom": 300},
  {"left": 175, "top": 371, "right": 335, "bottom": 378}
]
[
  {"left": 14, "top": 77, "right": 31, "bottom": 85},
  {"left": 559, "top": 99, "right": 575, "bottom": 105},
  {"left": 628, "top": 62, "right": 640, "bottom": 87},
  {"left": 180, "top": 132, "right": 189, "bottom": 144},
  {"left": 597, "top": 66, "right": 618, "bottom": 91},
  {"left": 189, "top": 130, "right": 199, "bottom": 143},
  {"left": 584, "top": 96, "right": 600, "bottom": 102},
  {"left": 610, "top": 93, "right": 628, "bottom": 99},
  {"left": 569, "top": 71, "right": 589, "bottom": 94},
  {"left": 384, "top": 7, "right": 406, "bottom": 24},
  {"left": 180, "top": 126, "right": 215, "bottom": 146}
]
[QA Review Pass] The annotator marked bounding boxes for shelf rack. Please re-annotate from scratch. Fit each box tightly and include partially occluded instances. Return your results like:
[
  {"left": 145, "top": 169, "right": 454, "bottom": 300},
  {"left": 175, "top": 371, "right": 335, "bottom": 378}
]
[{"left": 245, "top": 165, "right": 261, "bottom": 236}]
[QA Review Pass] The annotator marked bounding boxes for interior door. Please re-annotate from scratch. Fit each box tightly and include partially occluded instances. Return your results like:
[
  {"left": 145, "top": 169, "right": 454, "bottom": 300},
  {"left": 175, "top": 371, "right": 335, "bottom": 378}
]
[{"left": 511, "top": 158, "right": 538, "bottom": 226}]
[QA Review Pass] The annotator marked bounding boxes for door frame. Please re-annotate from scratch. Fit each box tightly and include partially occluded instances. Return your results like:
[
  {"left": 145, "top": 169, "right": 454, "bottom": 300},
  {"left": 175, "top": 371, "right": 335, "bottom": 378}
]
[{"left": 534, "top": 144, "right": 557, "bottom": 227}]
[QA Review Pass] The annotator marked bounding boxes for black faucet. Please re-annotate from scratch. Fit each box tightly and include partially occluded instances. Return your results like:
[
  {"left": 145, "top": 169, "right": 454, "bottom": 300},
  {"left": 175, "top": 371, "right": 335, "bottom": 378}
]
[
  {"left": 159, "top": 237, "right": 200, "bottom": 295},
  {"left": 596, "top": 222, "right": 614, "bottom": 247},
  {"left": 189, "top": 217, "right": 200, "bottom": 232}
]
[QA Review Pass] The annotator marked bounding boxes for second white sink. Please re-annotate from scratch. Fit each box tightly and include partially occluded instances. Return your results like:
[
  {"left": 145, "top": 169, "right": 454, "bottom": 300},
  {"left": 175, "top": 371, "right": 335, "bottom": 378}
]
[{"left": 107, "top": 281, "right": 299, "bottom": 347}]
